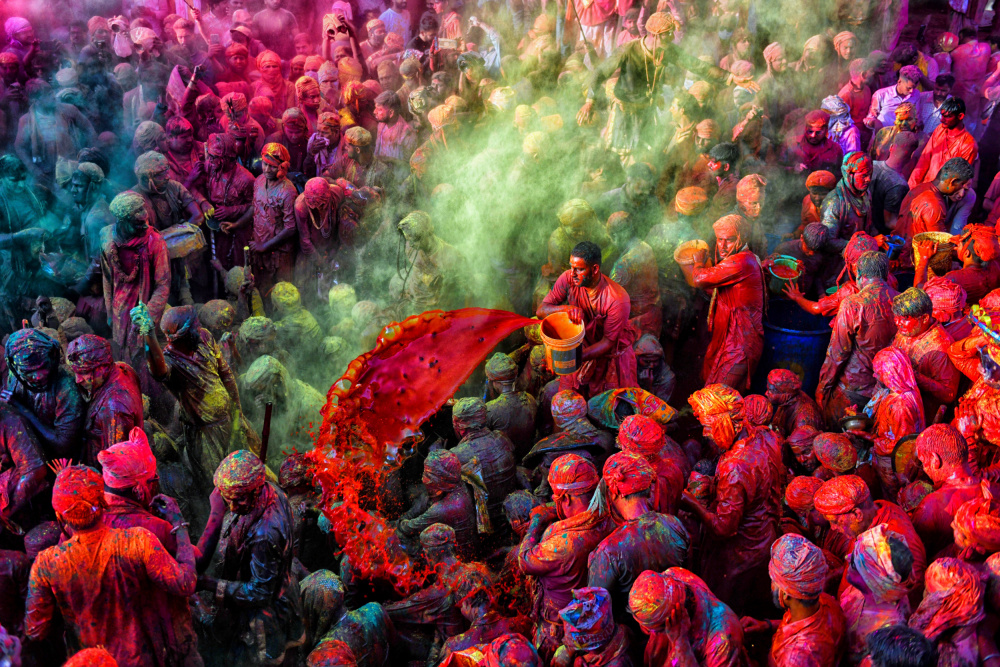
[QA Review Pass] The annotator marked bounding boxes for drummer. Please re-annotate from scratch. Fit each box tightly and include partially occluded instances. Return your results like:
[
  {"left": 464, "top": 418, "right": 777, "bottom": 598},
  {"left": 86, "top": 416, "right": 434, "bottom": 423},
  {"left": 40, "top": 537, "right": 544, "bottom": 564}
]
[
  {"left": 678, "top": 214, "right": 765, "bottom": 392},
  {"left": 537, "top": 241, "right": 639, "bottom": 398}
]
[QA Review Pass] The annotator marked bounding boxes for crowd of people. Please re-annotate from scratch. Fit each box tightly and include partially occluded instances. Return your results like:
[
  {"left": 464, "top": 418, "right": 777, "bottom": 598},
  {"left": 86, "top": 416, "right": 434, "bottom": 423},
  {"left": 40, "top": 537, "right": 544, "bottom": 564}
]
[{"left": 2, "top": 0, "right": 1000, "bottom": 663}]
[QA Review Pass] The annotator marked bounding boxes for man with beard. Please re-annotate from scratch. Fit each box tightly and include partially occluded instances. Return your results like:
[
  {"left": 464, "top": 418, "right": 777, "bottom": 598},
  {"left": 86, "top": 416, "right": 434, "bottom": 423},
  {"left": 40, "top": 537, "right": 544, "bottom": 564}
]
[
  {"left": 164, "top": 116, "right": 204, "bottom": 186},
  {"left": 360, "top": 19, "right": 387, "bottom": 59},
  {"left": 682, "top": 384, "right": 782, "bottom": 615},
  {"left": 373, "top": 90, "right": 416, "bottom": 180},
  {"left": 267, "top": 108, "right": 314, "bottom": 179},
  {"left": 329, "top": 126, "right": 388, "bottom": 189},
  {"left": 65, "top": 334, "right": 143, "bottom": 468},
  {"left": 821, "top": 152, "right": 875, "bottom": 253},
  {"left": 909, "top": 97, "right": 978, "bottom": 188},
  {"left": 131, "top": 304, "right": 259, "bottom": 505},
  {"left": 202, "top": 133, "right": 255, "bottom": 273},
  {"left": 538, "top": 242, "right": 638, "bottom": 397},
  {"left": 1, "top": 328, "right": 84, "bottom": 461},
  {"left": 678, "top": 214, "right": 764, "bottom": 391},
  {"left": 898, "top": 158, "right": 975, "bottom": 241},
  {"left": 193, "top": 450, "right": 303, "bottom": 665},
  {"left": 100, "top": 191, "right": 171, "bottom": 383},
  {"left": 67, "top": 162, "right": 115, "bottom": 260},
  {"left": 784, "top": 110, "right": 844, "bottom": 176},
  {"left": 765, "top": 369, "right": 824, "bottom": 470}
]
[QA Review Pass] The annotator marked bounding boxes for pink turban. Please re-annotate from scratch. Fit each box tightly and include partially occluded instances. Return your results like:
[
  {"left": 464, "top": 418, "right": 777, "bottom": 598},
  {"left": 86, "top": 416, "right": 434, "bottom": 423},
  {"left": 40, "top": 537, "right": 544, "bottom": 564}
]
[
  {"left": 617, "top": 414, "right": 664, "bottom": 457},
  {"left": 98, "top": 427, "right": 157, "bottom": 489},
  {"left": 768, "top": 534, "right": 829, "bottom": 599},
  {"left": 549, "top": 453, "right": 599, "bottom": 496},
  {"left": 909, "top": 558, "right": 985, "bottom": 640},
  {"left": 603, "top": 451, "right": 656, "bottom": 497},
  {"left": 924, "top": 276, "right": 967, "bottom": 322}
]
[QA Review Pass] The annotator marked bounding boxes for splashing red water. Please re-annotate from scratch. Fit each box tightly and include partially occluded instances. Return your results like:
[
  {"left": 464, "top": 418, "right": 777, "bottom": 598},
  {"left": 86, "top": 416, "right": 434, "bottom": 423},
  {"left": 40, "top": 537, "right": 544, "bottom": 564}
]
[{"left": 305, "top": 308, "right": 534, "bottom": 593}]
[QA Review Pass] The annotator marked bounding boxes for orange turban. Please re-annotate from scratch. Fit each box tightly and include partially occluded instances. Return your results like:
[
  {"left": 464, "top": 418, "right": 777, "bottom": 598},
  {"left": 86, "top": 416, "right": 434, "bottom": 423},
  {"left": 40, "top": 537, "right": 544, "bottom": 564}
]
[
  {"left": 603, "top": 451, "right": 656, "bottom": 497},
  {"left": 814, "top": 475, "right": 871, "bottom": 516},
  {"left": 261, "top": 142, "right": 291, "bottom": 179},
  {"left": 549, "top": 453, "right": 600, "bottom": 496},
  {"left": 628, "top": 570, "right": 685, "bottom": 632},
  {"left": 712, "top": 214, "right": 748, "bottom": 240},
  {"left": 675, "top": 187, "right": 708, "bottom": 216},
  {"left": 52, "top": 465, "right": 105, "bottom": 525},
  {"left": 805, "top": 170, "right": 837, "bottom": 190},
  {"left": 785, "top": 476, "right": 824, "bottom": 514}
]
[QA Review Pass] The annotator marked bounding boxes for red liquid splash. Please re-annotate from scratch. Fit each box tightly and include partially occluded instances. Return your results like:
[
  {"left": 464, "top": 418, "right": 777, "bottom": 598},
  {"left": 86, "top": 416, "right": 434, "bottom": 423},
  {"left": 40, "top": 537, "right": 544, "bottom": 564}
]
[
  {"left": 306, "top": 309, "right": 534, "bottom": 593},
  {"left": 771, "top": 265, "right": 799, "bottom": 280}
]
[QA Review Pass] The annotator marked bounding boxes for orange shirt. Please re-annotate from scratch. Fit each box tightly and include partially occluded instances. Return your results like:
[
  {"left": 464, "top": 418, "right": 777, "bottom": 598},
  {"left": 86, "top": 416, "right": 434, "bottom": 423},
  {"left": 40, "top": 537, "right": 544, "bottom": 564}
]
[{"left": 908, "top": 124, "right": 978, "bottom": 188}]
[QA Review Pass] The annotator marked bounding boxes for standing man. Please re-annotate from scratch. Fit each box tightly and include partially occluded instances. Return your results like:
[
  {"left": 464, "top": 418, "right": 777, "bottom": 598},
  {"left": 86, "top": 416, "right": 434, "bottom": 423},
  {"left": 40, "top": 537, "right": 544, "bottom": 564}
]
[
  {"left": 249, "top": 143, "right": 298, "bottom": 294},
  {"left": 864, "top": 65, "right": 923, "bottom": 130},
  {"left": 204, "top": 133, "right": 255, "bottom": 272},
  {"left": 908, "top": 97, "right": 978, "bottom": 188},
  {"left": 537, "top": 241, "right": 638, "bottom": 397}
]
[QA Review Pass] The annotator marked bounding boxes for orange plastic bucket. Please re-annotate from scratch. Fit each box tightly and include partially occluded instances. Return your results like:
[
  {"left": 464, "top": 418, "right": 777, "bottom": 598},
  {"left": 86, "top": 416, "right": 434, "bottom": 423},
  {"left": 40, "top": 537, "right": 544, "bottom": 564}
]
[{"left": 540, "top": 312, "right": 586, "bottom": 375}]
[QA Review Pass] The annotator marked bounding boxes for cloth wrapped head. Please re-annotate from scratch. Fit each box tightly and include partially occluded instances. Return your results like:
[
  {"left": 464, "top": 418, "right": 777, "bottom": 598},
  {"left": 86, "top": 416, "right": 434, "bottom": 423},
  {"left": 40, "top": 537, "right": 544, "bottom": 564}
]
[
  {"left": 549, "top": 453, "right": 599, "bottom": 497},
  {"left": 65, "top": 334, "right": 112, "bottom": 373},
  {"left": 805, "top": 169, "right": 837, "bottom": 192},
  {"left": 77, "top": 161, "right": 105, "bottom": 186},
  {"left": 249, "top": 95, "right": 273, "bottom": 118},
  {"left": 256, "top": 49, "right": 282, "bottom": 73},
  {"left": 833, "top": 31, "right": 856, "bottom": 54},
  {"left": 271, "top": 281, "right": 301, "bottom": 315},
  {"left": 617, "top": 414, "right": 664, "bottom": 457},
  {"left": 603, "top": 451, "right": 655, "bottom": 497},
  {"left": 199, "top": 300, "right": 235, "bottom": 331},
  {"left": 98, "top": 427, "right": 157, "bottom": 490},
  {"left": 958, "top": 224, "right": 1000, "bottom": 263},
  {"left": 221, "top": 91, "right": 249, "bottom": 117},
  {"left": 842, "top": 151, "right": 872, "bottom": 186},
  {"left": 243, "top": 355, "right": 289, "bottom": 396},
  {"left": 644, "top": 12, "right": 678, "bottom": 36},
  {"left": 712, "top": 214, "right": 749, "bottom": 246},
  {"left": 344, "top": 126, "right": 372, "bottom": 147},
  {"left": 484, "top": 634, "right": 542, "bottom": 667},
  {"left": 814, "top": 432, "right": 857, "bottom": 473},
  {"left": 628, "top": 570, "right": 685, "bottom": 633},
  {"left": 423, "top": 449, "right": 462, "bottom": 495},
  {"left": 763, "top": 42, "right": 783, "bottom": 64},
  {"left": 134, "top": 150, "right": 168, "bottom": 179},
  {"left": 687, "top": 80, "right": 712, "bottom": 104},
  {"left": 952, "top": 483, "right": 1000, "bottom": 555},
  {"left": 52, "top": 465, "right": 105, "bottom": 526},
  {"left": 165, "top": 115, "right": 193, "bottom": 136},
  {"left": 559, "top": 587, "right": 616, "bottom": 651},
  {"left": 261, "top": 142, "right": 291, "bottom": 179},
  {"left": 4, "top": 17, "right": 30, "bottom": 42},
  {"left": 821, "top": 94, "right": 851, "bottom": 118},
  {"left": 240, "top": 316, "right": 277, "bottom": 345},
  {"left": 814, "top": 474, "right": 871, "bottom": 516},
  {"left": 736, "top": 174, "right": 766, "bottom": 208},
  {"left": 133, "top": 121, "right": 165, "bottom": 154},
  {"left": 786, "top": 476, "right": 824, "bottom": 515},
  {"left": 873, "top": 345, "right": 919, "bottom": 395},
  {"left": 279, "top": 453, "right": 311, "bottom": 490},
  {"left": 419, "top": 522, "right": 455, "bottom": 548},
  {"left": 744, "top": 394, "right": 773, "bottom": 427},
  {"left": 109, "top": 191, "right": 146, "bottom": 223},
  {"left": 551, "top": 390, "right": 588, "bottom": 429},
  {"left": 485, "top": 352, "right": 517, "bottom": 381},
  {"left": 6, "top": 328, "right": 60, "bottom": 374},
  {"left": 767, "top": 368, "right": 802, "bottom": 395},
  {"left": 852, "top": 523, "right": 911, "bottom": 602},
  {"left": 894, "top": 102, "right": 917, "bottom": 125},
  {"left": 843, "top": 231, "right": 878, "bottom": 266},
  {"left": 207, "top": 132, "right": 237, "bottom": 160},
  {"left": 769, "top": 533, "right": 829, "bottom": 600},
  {"left": 689, "top": 383, "right": 744, "bottom": 446},
  {"left": 428, "top": 104, "right": 456, "bottom": 132},
  {"left": 225, "top": 42, "right": 249, "bottom": 59},
  {"left": 282, "top": 107, "right": 308, "bottom": 133},
  {"left": 160, "top": 305, "right": 200, "bottom": 344},
  {"left": 295, "top": 75, "right": 320, "bottom": 99},
  {"left": 674, "top": 186, "right": 708, "bottom": 216},
  {"left": 909, "top": 558, "right": 985, "bottom": 640},
  {"left": 453, "top": 397, "right": 488, "bottom": 431},
  {"left": 924, "top": 276, "right": 966, "bottom": 323},
  {"left": 213, "top": 449, "right": 266, "bottom": 498}
]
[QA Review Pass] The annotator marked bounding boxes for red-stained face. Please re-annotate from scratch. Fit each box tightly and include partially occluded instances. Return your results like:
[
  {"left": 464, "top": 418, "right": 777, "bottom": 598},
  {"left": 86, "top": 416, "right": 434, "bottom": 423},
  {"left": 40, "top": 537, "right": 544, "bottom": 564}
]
[
  {"left": 284, "top": 123, "right": 307, "bottom": 143},
  {"left": 290, "top": 63, "right": 305, "bottom": 82},
  {"left": 229, "top": 52, "right": 247, "bottom": 72},
  {"left": 569, "top": 255, "right": 600, "bottom": 288},
  {"left": 804, "top": 124, "right": 827, "bottom": 145},
  {"left": 716, "top": 229, "right": 740, "bottom": 259},
  {"left": 850, "top": 165, "right": 872, "bottom": 192},
  {"left": 167, "top": 128, "right": 194, "bottom": 154},
  {"left": 893, "top": 313, "right": 930, "bottom": 337},
  {"left": 941, "top": 109, "right": 964, "bottom": 130},
  {"left": 300, "top": 89, "right": 321, "bottom": 111}
]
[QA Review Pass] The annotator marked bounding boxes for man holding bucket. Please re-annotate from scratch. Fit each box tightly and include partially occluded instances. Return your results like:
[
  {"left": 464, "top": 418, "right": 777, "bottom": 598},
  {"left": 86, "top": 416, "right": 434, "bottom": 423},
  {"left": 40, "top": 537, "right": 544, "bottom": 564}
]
[{"left": 537, "top": 241, "right": 638, "bottom": 398}]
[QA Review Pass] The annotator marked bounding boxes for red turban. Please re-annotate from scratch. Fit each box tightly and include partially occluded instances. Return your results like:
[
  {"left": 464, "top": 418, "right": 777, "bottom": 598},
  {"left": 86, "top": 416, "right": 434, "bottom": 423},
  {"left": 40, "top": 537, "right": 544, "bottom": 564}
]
[
  {"left": 924, "top": 276, "right": 967, "bottom": 322},
  {"left": 909, "top": 558, "right": 985, "bottom": 640},
  {"left": 98, "top": 427, "right": 157, "bottom": 490},
  {"left": 551, "top": 390, "right": 588, "bottom": 427},
  {"left": 953, "top": 483, "right": 1000, "bottom": 555},
  {"left": 805, "top": 170, "right": 837, "bottom": 190},
  {"left": 484, "top": 634, "right": 542, "bottom": 667},
  {"left": 805, "top": 109, "right": 831, "bottom": 128},
  {"left": 617, "top": 415, "right": 664, "bottom": 457},
  {"left": 814, "top": 474, "right": 871, "bottom": 516},
  {"left": 65, "top": 648, "right": 118, "bottom": 667},
  {"left": 767, "top": 369, "right": 802, "bottom": 393},
  {"left": 768, "top": 534, "right": 829, "bottom": 599},
  {"left": 261, "top": 142, "right": 291, "bottom": 179},
  {"left": 65, "top": 334, "right": 113, "bottom": 372},
  {"left": 628, "top": 570, "right": 685, "bottom": 632},
  {"left": 307, "top": 639, "right": 358, "bottom": 667},
  {"left": 785, "top": 476, "right": 824, "bottom": 514},
  {"left": 960, "top": 224, "right": 1000, "bottom": 263},
  {"left": 603, "top": 451, "right": 655, "bottom": 497},
  {"left": 52, "top": 465, "right": 105, "bottom": 525},
  {"left": 743, "top": 394, "right": 773, "bottom": 427},
  {"left": 559, "top": 587, "right": 616, "bottom": 651},
  {"left": 420, "top": 523, "right": 455, "bottom": 548},
  {"left": 549, "top": 453, "right": 599, "bottom": 496},
  {"left": 843, "top": 231, "right": 878, "bottom": 265},
  {"left": 813, "top": 432, "right": 857, "bottom": 473}
]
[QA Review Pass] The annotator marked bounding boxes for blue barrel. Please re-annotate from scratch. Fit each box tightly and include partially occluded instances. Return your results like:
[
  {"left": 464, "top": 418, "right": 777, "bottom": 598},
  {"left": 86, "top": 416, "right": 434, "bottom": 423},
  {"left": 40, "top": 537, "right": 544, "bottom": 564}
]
[{"left": 750, "top": 299, "right": 832, "bottom": 396}]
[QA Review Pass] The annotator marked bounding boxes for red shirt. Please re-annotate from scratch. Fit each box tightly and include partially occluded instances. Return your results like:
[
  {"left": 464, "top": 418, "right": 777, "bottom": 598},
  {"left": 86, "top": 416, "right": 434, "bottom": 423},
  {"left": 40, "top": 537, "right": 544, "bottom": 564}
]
[
  {"left": 908, "top": 124, "right": 978, "bottom": 188},
  {"left": 771, "top": 593, "right": 846, "bottom": 667}
]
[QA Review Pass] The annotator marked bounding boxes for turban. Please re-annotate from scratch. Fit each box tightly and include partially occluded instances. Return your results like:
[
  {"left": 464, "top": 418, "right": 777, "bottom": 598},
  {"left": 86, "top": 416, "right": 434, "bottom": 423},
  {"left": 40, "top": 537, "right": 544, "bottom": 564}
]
[
  {"left": 134, "top": 150, "right": 168, "bottom": 178},
  {"left": 243, "top": 355, "right": 288, "bottom": 394},
  {"left": 109, "top": 191, "right": 146, "bottom": 221},
  {"left": 767, "top": 368, "right": 801, "bottom": 393},
  {"left": 380, "top": 32, "right": 403, "bottom": 51},
  {"left": 736, "top": 174, "right": 766, "bottom": 202},
  {"left": 133, "top": 121, "right": 165, "bottom": 153},
  {"left": 688, "top": 80, "right": 712, "bottom": 104},
  {"left": 307, "top": 640, "right": 357, "bottom": 667},
  {"left": 249, "top": 96, "right": 273, "bottom": 118},
  {"left": 843, "top": 231, "right": 878, "bottom": 265},
  {"left": 485, "top": 352, "right": 517, "bottom": 381},
  {"left": 712, "top": 214, "right": 749, "bottom": 241},
  {"left": 728, "top": 60, "right": 756, "bottom": 88},
  {"left": 225, "top": 42, "right": 249, "bottom": 58},
  {"left": 282, "top": 107, "right": 308, "bottom": 131},
  {"left": 207, "top": 133, "right": 237, "bottom": 158},
  {"left": 51, "top": 465, "right": 105, "bottom": 525},
  {"left": 769, "top": 534, "right": 828, "bottom": 599},
  {"left": 114, "top": 63, "right": 138, "bottom": 90},
  {"left": 689, "top": 383, "right": 743, "bottom": 419},
  {"left": 318, "top": 112, "right": 340, "bottom": 134},
  {"left": 805, "top": 109, "right": 831, "bottom": 128},
  {"left": 131, "top": 26, "right": 157, "bottom": 51},
  {"left": 423, "top": 449, "right": 462, "bottom": 494},
  {"left": 196, "top": 93, "right": 220, "bottom": 116},
  {"left": 6, "top": 328, "right": 60, "bottom": 372},
  {"left": 304, "top": 177, "right": 334, "bottom": 208},
  {"left": 924, "top": 276, "right": 966, "bottom": 322},
  {"left": 899, "top": 480, "right": 933, "bottom": 513},
  {"left": 344, "top": 126, "right": 372, "bottom": 146},
  {"left": 645, "top": 12, "right": 678, "bottom": 35},
  {"left": 240, "top": 316, "right": 277, "bottom": 344},
  {"left": 88, "top": 16, "right": 110, "bottom": 35},
  {"left": 852, "top": 523, "right": 910, "bottom": 602},
  {"left": 98, "top": 427, "right": 157, "bottom": 489},
  {"left": 814, "top": 474, "right": 871, "bottom": 516},
  {"left": 165, "top": 116, "right": 192, "bottom": 136},
  {"left": 256, "top": 50, "right": 282, "bottom": 70},
  {"left": 952, "top": 484, "right": 1000, "bottom": 554},
  {"left": 270, "top": 282, "right": 301, "bottom": 312},
  {"left": 763, "top": 42, "right": 783, "bottom": 63},
  {"left": 959, "top": 224, "right": 1000, "bottom": 263},
  {"left": 675, "top": 186, "right": 709, "bottom": 216},
  {"left": 785, "top": 476, "right": 824, "bottom": 514},
  {"left": 938, "top": 32, "right": 959, "bottom": 53},
  {"left": 744, "top": 394, "right": 773, "bottom": 427},
  {"left": 55, "top": 68, "right": 78, "bottom": 88},
  {"left": 213, "top": 450, "right": 266, "bottom": 496},
  {"left": 65, "top": 648, "right": 118, "bottom": 667},
  {"left": 199, "top": 299, "right": 235, "bottom": 330},
  {"left": 821, "top": 95, "right": 850, "bottom": 117},
  {"left": 488, "top": 87, "right": 517, "bottom": 113},
  {"left": 61, "top": 317, "right": 94, "bottom": 341},
  {"left": 833, "top": 31, "right": 856, "bottom": 52},
  {"left": 4, "top": 17, "right": 30, "bottom": 41},
  {"left": 446, "top": 95, "right": 468, "bottom": 113},
  {"left": 617, "top": 414, "right": 664, "bottom": 457},
  {"left": 296, "top": 75, "right": 320, "bottom": 98},
  {"left": 872, "top": 345, "right": 920, "bottom": 396},
  {"left": 551, "top": 390, "right": 588, "bottom": 427},
  {"left": 603, "top": 451, "right": 656, "bottom": 497},
  {"left": 559, "top": 588, "right": 616, "bottom": 652},
  {"left": 65, "top": 334, "right": 113, "bottom": 372},
  {"left": 77, "top": 161, "right": 105, "bottom": 184},
  {"left": 338, "top": 57, "right": 363, "bottom": 80},
  {"left": 428, "top": 104, "right": 456, "bottom": 132},
  {"left": 366, "top": 18, "right": 386, "bottom": 32},
  {"left": 894, "top": 102, "right": 917, "bottom": 122},
  {"left": 305, "top": 55, "right": 324, "bottom": 72},
  {"left": 814, "top": 432, "right": 857, "bottom": 473},
  {"left": 261, "top": 142, "right": 291, "bottom": 179},
  {"left": 453, "top": 397, "right": 488, "bottom": 428},
  {"left": 420, "top": 522, "right": 455, "bottom": 548},
  {"left": 549, "top": 453, "right": 599, "bottom": 495},
  {"left": 805, "top": 170, "right": 837, "bottom": 190},
  {"left": 909, "top": 558, "right": 985, "bottom": 640},
  {"left": 279, "top": 454, "right": 311, "bottom": 490},
  {"left": 695, "top": 119, "right": 719, "bottom": 140},
  {"left": 628, "top": 570, "right": 685, "bottom": 632},
  {"left": 484, "top": 634, "right": 542, "bottom": 667},
  {"left": 221, "top": 91, "right": 249, "bottom": 116}
]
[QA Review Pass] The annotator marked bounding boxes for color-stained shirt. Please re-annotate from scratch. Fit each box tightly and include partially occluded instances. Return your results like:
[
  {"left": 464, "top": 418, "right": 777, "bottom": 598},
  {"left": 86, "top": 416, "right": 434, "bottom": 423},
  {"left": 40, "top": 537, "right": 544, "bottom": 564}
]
[
  {"left": 908, "top": 124, "right": 978, "bottom": 188},
  {"left": 865, "top": 84, "right": 923, "bottom": 128},
  {"left": 771, "top": 593, "right": 846, "bottom": 667}
]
